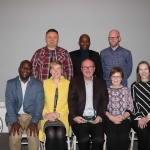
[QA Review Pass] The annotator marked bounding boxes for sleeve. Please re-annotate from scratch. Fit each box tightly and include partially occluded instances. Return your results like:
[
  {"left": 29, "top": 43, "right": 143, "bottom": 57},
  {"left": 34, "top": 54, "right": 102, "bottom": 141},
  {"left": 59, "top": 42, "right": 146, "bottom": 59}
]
[
  {"left": 5, "top": 81, "right": 18, "bottom": 125},
  {"left": 125, "top": 88, "right": 134, "bottom": 115},
  {"left": 31, "top": 52, "right": 38, "bottom": 79},
  {"left": 68, "top": 78, "right": 78, "bottom": 119},
  {"left": 95, "top": 52, "right": 103, "bottom": 78},
  {"left": 131, "top": 83, "right": 143, "bottom": 119},
  {"left": 30, "top": 81, "right": 44, "bottom": 124},
  {"left": 64, "top": 51, "right": 73, "bottom": 80},
  {"left": 126, "top": 51, "right": 133, "bottom": 78}
]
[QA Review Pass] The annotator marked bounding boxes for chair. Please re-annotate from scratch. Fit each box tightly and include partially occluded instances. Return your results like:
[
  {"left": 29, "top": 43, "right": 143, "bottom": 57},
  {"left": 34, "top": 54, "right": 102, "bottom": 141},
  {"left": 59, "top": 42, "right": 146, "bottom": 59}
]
[
  {"left": 129, "top": 128, "right": 138, "bottom": 150},
  {"left": 21, "top": 131, "right": 44, "bottom": 150},
  {"left": 71, "top": 133, "right": 107, "bottom": 150},
  {"left": 0, "top": 117, "right": 3, "bottom": 133}
]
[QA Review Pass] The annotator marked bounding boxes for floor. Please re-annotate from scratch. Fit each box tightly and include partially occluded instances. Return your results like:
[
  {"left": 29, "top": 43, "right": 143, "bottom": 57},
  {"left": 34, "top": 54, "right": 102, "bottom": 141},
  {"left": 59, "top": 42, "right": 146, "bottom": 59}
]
[{"left": 0, "top": 133, "right": 138, "bottom": 150}]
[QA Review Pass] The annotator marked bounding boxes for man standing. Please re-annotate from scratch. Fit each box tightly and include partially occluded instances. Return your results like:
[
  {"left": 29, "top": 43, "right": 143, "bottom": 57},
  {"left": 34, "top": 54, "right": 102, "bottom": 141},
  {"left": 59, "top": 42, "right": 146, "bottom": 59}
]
[
  {"left": 70, "top": 34, "right": 103, "bottom": 78},
  {"left": 5, "top": 60, "right": 44, "bottom": 150},
  {"left": 31, "top": 29, "right": 73, "bottom": 81},
  {"left": 68, "top": 59, "right": 108, "bottom": 150},
  {"left": 100, "top": 30, "right": 132, "bottom": 87}
]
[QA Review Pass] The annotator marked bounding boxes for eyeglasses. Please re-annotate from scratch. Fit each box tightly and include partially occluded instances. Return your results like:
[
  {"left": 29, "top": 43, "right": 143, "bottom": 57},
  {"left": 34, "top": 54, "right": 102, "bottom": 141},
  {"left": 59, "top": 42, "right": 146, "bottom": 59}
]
[
  {"left": 108, "top": 36, "right": 119, "bottom": 40},
  {"left": 111, "top": 76, "right": 122, "bottom": 79},
  {"left": 82, "top": 66, "right": 95, "bottom": 70}
]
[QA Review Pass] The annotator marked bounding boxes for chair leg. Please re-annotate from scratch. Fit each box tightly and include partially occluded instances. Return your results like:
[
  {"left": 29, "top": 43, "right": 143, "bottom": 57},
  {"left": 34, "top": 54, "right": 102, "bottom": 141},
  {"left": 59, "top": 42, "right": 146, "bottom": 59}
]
[
  {"left": 103, "top": 134, "right": 106, "bottom": 150},
  {"left": 67, "top": 137, "right": 71, "bottom": 150}
]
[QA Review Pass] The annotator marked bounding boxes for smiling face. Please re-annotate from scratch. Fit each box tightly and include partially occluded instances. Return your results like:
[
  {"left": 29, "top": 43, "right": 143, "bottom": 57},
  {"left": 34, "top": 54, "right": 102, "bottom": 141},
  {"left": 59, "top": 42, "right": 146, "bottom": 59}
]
[
  {"left": 50, "top": 64, "right": 63, "bottom": 79},
  {"left": 138, "top": 63, "right": 150, "bottom": 81},
  {"left": 111, "top": 72, "right": 122, "bottom": 87},
  {"left": 79, "top": 34, "right": 90, "bottom": 50},
  {"left": 108, "top": 30, "right": 121, "bottom": 49},
  {"left": 18, "top": 61, "right": 32, "bottom": 83},
  {"left": 81, "top": 59, "right": 95, "bottom": 80}
]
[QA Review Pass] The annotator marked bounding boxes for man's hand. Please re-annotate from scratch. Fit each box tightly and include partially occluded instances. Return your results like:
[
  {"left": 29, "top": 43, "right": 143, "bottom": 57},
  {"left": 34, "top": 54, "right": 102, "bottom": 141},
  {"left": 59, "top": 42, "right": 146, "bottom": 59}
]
[
  {"left": 27, "top": 123, "right": 38, "bottom": 136},
  {"left": 92, "top": 116, "right": 102, "bottom": 124},
  {"left": 9, "top": 121, "right": 23, "bottom": 136},
  {"left": 73, "top": 116, "right": 85, "bottom": 124}
]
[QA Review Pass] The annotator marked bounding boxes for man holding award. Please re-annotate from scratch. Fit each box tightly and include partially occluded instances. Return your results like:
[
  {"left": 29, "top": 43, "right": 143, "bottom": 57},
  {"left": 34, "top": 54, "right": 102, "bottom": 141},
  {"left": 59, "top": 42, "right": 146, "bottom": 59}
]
[{"left": 68, "top": 59, "right": 108, "bottom": 150}]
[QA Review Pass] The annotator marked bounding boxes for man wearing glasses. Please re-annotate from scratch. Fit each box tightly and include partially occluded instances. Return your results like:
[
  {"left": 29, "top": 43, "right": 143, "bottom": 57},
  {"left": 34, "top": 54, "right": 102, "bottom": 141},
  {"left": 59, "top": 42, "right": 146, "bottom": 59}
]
[
  {"left": 68, "top": 59, "right": 108, "bottom": 150},
  {"left": 100, "top": 30, "right": 132, "bottom": 87}
]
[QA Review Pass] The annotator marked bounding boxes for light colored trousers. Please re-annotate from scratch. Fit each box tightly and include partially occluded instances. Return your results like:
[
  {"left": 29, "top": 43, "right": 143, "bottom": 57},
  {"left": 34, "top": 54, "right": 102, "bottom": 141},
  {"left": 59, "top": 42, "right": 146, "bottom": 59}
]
[{"left": 8, "top": 114, "right": 39, "bottom": 150}]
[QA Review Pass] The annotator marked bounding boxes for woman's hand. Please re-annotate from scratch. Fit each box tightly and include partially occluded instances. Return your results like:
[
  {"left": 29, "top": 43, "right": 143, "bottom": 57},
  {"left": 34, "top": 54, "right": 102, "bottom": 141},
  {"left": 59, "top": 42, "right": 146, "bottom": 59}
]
[
  {"left": 109, "top": 115, "right": 123, "bottom": 124},
  {"left": 44, "top": 112, "right": 60, "bottom": 121},
  {"left": 138, "top": 117, "right": 150, "bottom": 129}
]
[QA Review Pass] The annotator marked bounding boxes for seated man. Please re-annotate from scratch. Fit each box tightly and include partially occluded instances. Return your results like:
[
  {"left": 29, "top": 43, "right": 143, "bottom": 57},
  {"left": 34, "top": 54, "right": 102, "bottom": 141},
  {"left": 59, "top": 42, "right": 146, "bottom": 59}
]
[
  {"left": 68, "top": 59, "right": 108, "bottom": 150},
  {"left": 5, "top": 60, "right": 44, "bottom": 150}
]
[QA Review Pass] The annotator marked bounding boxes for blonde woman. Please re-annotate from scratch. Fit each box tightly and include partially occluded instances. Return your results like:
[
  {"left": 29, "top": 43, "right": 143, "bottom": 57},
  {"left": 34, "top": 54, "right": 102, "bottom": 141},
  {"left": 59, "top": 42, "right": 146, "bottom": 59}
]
[{"left": 39, "top": 61, "right": 71, "bottom": 150}]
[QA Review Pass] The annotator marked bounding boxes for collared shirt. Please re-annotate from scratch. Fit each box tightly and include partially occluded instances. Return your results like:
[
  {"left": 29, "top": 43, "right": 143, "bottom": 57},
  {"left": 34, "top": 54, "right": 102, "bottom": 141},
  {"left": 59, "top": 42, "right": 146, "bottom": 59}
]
[
  {"left": 31, "top": 46, "right": 73, "bottom": 81},
  {"left": 100, "top": 46, "right": 132, "bottom": 87},
  {"left": 18, "top": 77, "right": 30, "bottom": 114},
  {"left": 84, "top": 78, "right": 93, "bottom": 110}
]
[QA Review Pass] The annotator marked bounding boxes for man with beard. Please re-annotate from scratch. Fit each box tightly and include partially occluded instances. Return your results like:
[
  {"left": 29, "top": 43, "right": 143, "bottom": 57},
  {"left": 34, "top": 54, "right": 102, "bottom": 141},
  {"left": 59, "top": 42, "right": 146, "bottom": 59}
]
[
  {"left": 68, "top": 59, "right": 108, "bottom": 150},
  {"left": 100, "top": 30, "right": 132, "bottom": 87},
  {"left": 70, "top": 34, "right": 103, "bottom": 78},
  {"left": 5, "top": 60, "right": 44, "bottom": 150}
]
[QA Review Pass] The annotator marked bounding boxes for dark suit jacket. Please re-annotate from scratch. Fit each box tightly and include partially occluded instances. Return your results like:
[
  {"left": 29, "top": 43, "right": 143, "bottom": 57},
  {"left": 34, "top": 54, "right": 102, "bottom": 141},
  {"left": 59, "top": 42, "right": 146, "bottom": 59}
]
[
  {"left": 69, "top": 50, "right": 103, "bottom": 78},
  {"left": 68, "top": 76, "right": 108, "bottom": 125},
  {"left": 5, "top": 76, "right": 44, "bottom": 125}
]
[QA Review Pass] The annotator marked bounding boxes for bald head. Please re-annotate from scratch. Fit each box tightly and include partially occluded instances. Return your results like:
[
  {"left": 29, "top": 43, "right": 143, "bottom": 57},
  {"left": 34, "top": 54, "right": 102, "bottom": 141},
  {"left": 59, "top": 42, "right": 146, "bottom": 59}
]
[
  {"left": 79, "top": 34, "right": 90, "bottom": 50},
  {"left": 109, "top": 30, "right": 120, "bottom": 37}
]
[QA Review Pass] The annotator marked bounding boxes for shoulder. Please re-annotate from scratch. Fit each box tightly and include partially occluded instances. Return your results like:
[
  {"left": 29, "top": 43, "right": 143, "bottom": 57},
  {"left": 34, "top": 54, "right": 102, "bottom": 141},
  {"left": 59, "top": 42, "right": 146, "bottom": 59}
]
[
  {"left": 119, "top": 46, "right": 131, "bottom": 54},
  {"left": 56, "top": 46, "right": 69, "bottom": 53},
  {"left": 30, "top": 76, "right": 42, "bottom": 85},
  {"left": 70, "top": 76, "right": 83, "bottom": 83},
  {"left": 69, "top": 50, "right": 79, "bottom": 55},
  {"left": 131, "top": 82, "right": 137, "bottom": 88},
  {"left": 94, "top": 77, "right": 106, "bottom": 84},
  {"left": 7, "top": 76, "right": 19, "bottom": 84},
  {"left": 89, "top": 50, "right": 99, "bottom": 55},
  {"left": 122, "top": 86, "right": 131, "bottom": 92},
  {"left": 34, "top": 46, "right": 47, "bottom": 54},
  {"left": 100, "top": 47, "right": 110, "bottom": 56}
]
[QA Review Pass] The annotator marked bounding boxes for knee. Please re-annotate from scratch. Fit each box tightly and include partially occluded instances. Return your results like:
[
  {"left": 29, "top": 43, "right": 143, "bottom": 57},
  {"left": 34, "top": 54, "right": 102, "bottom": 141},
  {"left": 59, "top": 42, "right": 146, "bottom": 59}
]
[
  {"left": 9, "top": 134, "right": 21, "bottom": 145},
  {"left": 27, "top": 135, "right": 39, "bottom": 143},
  {"left": 92, "top": 136, "right": 104, "bottom": 144},
  {"left": 78, "top": 136, "right": 90, "bottom": 144}
]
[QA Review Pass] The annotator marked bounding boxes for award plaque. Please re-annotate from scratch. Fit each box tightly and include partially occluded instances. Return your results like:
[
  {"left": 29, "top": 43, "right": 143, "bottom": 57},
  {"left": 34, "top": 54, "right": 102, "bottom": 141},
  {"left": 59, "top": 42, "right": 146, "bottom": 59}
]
[{"left": 83, "top": 108, "right": 96, "bottom": 122}]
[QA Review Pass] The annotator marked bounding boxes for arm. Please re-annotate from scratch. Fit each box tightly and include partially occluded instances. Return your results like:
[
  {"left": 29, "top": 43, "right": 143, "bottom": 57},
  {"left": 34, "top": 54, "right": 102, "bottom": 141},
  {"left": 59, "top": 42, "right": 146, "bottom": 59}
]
[
  {"left": 30, "top": 82, "right": 44, "bottom": 124},
  {"left": 95, "top": 52, "right": 103, "bottom": 78},
  {"left": 31, "top": 52, "right": 38, "bottom": 79},
  {"left": 126, "top": 51, "right": 133, "bottom": 78},
  {"left": 131, "top": 83, "right": 143, "bottom": 119},
  {"left": 64, "top": 52, "right": 73, "bottom": 80},
  {"left": 5, "top": 81, "right": 19, "bottom": 125}
]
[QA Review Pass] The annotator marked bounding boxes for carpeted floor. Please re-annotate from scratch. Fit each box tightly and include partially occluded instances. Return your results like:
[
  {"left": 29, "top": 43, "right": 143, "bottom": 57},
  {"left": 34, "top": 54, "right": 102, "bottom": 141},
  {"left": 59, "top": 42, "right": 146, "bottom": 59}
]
[{"left": 0, "top": 133, "right": 138, "bottom": 150}]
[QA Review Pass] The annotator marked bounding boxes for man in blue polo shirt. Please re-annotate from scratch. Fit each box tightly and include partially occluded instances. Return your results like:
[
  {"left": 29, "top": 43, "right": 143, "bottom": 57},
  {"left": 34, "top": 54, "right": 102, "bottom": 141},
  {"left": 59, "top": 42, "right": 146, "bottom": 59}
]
[{"left": 100, "top": 30, "right": 132, "bottom": 87}]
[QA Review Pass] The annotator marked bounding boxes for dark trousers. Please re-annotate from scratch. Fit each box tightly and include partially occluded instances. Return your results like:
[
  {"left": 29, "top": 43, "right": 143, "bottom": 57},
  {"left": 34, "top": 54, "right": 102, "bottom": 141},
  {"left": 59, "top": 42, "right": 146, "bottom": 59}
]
[
  {"left": 71, "top": 122, "right": 104, "bottom": 150},
  {"left": 104, "top": 119, "right": 131, "bottom": 150},
  {"left": 132, "top": 120, "right": 150, "bottom": 150}
]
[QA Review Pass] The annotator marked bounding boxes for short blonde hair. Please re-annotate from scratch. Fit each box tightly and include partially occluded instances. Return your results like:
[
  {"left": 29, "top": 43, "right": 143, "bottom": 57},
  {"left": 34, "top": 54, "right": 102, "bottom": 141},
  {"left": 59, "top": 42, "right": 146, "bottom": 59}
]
[{"left": 50, "top": 61, "right": 63, "bottom": 69}]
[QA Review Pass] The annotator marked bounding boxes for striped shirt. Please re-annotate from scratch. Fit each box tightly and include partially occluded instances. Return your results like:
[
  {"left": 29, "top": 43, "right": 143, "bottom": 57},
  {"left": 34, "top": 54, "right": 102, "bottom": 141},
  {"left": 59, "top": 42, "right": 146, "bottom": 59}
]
[
  {"left": 100, "top": 46, "right": 132, "bottom": 87},
  {"left": 31, "top": 46, "right": 73, "bottom": 81},
  {"left": 131, "top": 81, "right": 150, "bottom": 119}
]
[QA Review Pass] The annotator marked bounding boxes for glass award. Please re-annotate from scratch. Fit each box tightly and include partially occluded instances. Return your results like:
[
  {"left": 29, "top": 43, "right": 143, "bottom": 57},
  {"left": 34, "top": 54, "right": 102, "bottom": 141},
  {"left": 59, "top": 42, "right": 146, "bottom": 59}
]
[{"left": 83, "top": 108, "right": 96, "bottom": 122}]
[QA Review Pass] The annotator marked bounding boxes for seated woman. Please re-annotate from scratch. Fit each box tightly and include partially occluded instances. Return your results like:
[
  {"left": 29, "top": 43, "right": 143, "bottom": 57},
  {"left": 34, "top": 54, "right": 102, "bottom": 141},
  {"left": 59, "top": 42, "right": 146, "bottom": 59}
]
[
  {"left": 39, "top": 61, "right": 71, "bottom": 150},
  {"left": 104, "top": 67, "right": 133, "bottom": 150},
  {"left": 131, "top": 61, "right": 150, "bottom": 150}
]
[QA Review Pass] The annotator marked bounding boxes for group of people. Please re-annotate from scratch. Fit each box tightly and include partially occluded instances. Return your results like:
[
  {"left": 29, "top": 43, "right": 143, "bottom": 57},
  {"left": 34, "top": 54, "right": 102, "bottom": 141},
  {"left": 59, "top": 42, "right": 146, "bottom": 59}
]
[{"left": 5, "top": 28, "right": 150, "bottom": 150}]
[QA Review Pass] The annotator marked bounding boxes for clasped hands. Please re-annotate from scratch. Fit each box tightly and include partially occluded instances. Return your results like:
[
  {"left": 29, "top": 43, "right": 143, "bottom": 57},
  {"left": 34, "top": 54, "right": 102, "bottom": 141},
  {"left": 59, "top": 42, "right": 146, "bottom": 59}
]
[
  {"left": 44, "top": 112, "right": 60, "bottom": 122},
  {"left": 138, "top": 117, "right": 150, "bottom": 129},
  {"left": 9, "top": 122, "right": 38, "bottom": 137},
  {"left": 109, "top": 115, "right": 125, "bottom": 124},
  {"left": 73, "top": 116, "right": 102, "bottom": 124}
]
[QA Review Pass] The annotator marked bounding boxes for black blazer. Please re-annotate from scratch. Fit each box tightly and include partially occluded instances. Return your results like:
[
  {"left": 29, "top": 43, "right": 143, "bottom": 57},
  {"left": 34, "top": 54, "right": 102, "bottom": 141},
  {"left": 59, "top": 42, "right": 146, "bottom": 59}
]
[
  {"left": 69, "top": 50, "right": 103, "bottom": 78},
  {"left": 68, "top": 76, "right": 108, "bottom": 125}
]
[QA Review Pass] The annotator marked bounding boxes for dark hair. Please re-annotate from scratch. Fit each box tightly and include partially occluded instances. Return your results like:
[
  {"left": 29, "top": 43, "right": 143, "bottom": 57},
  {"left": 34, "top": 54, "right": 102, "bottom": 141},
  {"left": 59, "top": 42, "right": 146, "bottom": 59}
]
[
  {"left": 20, "top": 60, "right": 32, "bottom": 69},
  {"left": 109, "top": 67, "right": 124, "bottom": 78},
  {"left": 136, "top": 61, "right": 150, "bottom": 83},
  {"left": 46, "top": 29, "right": 58, "bottom": 35}
]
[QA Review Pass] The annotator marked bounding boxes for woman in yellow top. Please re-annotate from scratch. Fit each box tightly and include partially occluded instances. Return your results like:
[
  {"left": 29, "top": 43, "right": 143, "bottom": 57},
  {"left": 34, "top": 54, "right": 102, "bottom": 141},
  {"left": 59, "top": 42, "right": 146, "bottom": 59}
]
[{"left": 39, "top": 61, "right": 71, "bottom": 150}]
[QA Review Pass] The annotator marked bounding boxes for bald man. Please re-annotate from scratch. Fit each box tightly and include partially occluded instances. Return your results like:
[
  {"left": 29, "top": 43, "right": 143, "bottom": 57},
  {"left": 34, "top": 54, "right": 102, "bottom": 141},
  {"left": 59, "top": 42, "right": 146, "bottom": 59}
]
[
  {"left": 100, "top": 30, "right": 132, "bottom": 87},
  {"left": 69, "top": 34, "right": 103, "bottom": 78}
]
